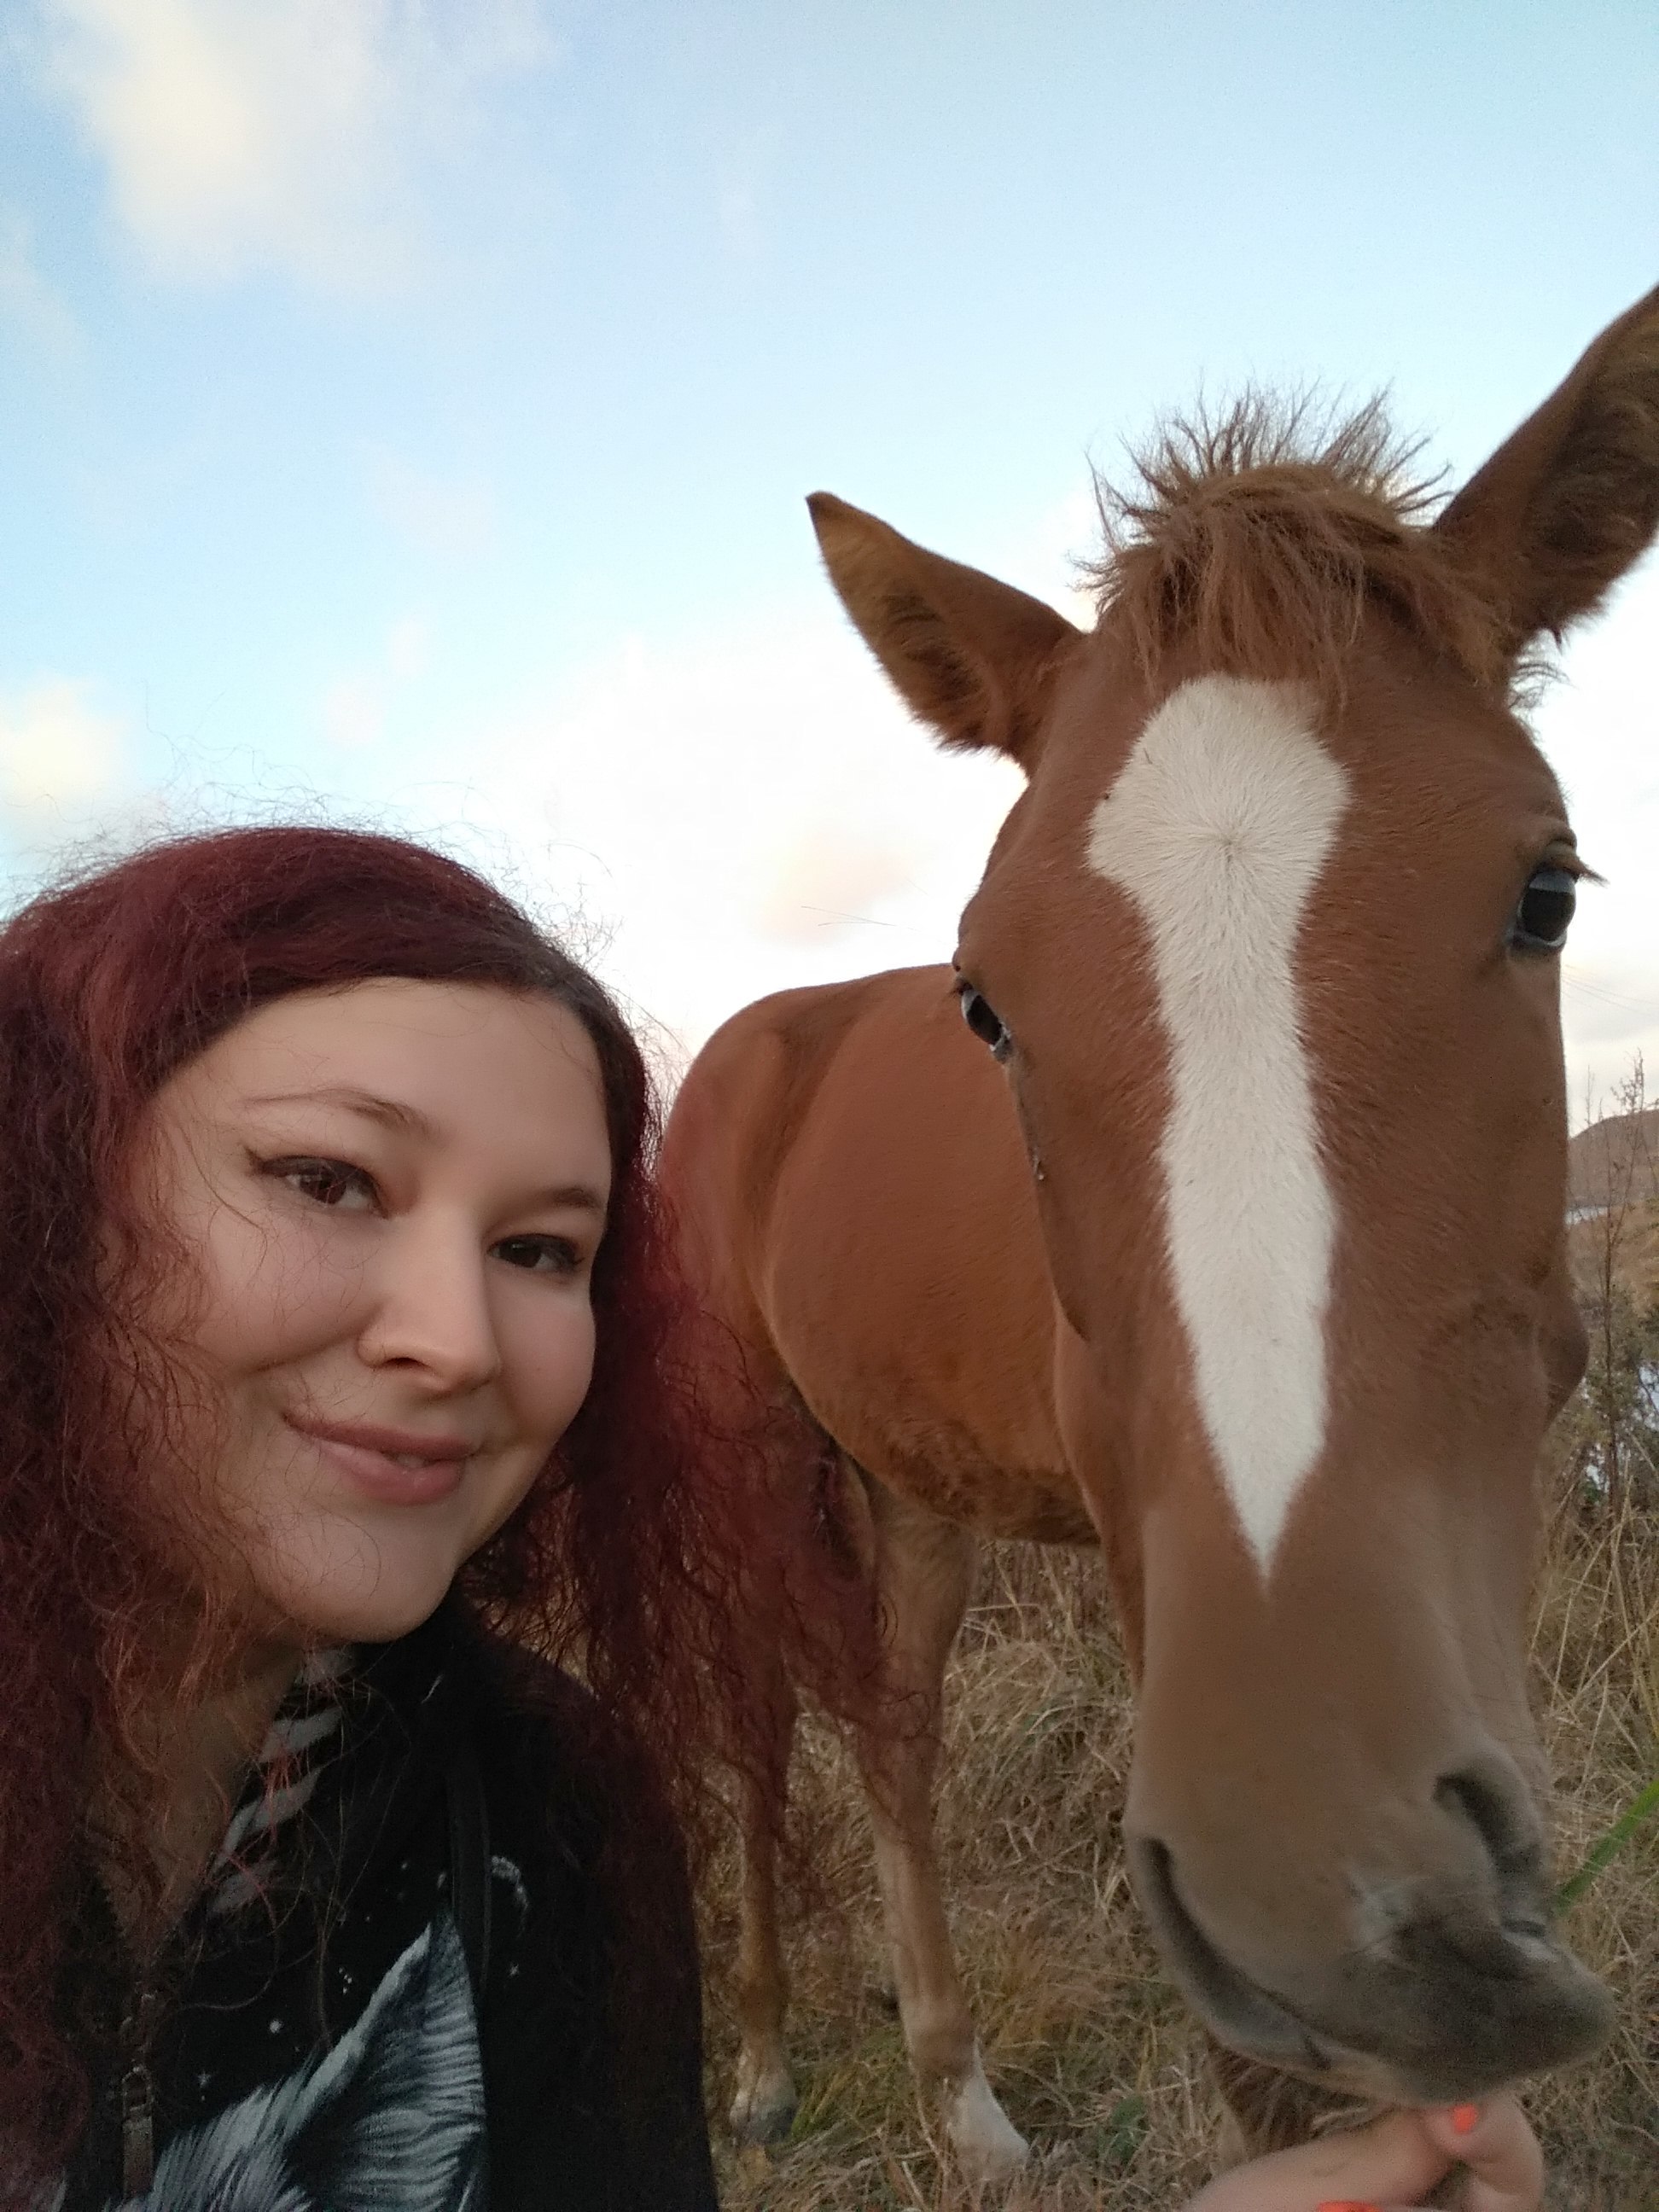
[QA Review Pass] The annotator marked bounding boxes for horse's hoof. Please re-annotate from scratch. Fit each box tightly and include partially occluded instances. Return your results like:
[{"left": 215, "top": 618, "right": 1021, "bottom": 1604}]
[
  {"left": 944, "top": 2051, "right": 1029, "bottom": 2183},
  {"left": 729, "top": 2064, "right": 798, "bottom": 2146}
]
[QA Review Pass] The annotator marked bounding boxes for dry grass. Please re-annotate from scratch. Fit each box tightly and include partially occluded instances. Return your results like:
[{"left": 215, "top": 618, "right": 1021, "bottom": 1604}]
[
  {"left": 700, "top": 1487, "right": 1658, "bottom": 2210},
  {"left": 1525, "top": 1477, "right": 1659, "bottom": 2204}
]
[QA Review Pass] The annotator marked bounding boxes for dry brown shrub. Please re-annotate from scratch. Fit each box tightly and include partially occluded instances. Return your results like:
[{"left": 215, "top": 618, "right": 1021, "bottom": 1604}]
[{"left": 701, "top": 1474, "right": 1657, "bottom": 2210}]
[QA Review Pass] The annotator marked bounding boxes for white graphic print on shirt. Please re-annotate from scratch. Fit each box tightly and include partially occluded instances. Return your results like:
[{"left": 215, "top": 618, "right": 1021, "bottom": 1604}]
[{"left": 101, "top": 1914, "right": 486, "bottom": 2212}]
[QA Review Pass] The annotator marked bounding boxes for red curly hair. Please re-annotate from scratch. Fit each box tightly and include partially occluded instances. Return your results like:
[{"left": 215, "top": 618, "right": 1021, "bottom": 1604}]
[{"left": 0, "top": 824, "right": 771, "bottom": 2170}]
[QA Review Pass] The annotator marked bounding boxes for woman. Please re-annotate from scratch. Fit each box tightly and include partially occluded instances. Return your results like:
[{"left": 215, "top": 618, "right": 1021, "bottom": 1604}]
[
  {"left": 0, "top": 825, "right": 729, "bottom": 2211},
  {"left": 0, "top": 824, "right": 1547, "bottom": 2211}
]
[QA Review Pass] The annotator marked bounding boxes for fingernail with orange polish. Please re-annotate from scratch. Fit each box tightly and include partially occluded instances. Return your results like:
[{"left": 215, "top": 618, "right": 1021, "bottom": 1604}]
[
  {"left": 1451, "top": 2103, "right": 1481, "bottom": 2135},
  {"left": 1316, "top": 2201, "right": 1381, "bottom": 2210}
]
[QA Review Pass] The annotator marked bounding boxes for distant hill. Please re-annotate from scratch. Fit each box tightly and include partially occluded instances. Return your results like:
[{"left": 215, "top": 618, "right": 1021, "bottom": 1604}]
[
  {"left": 1567, "top": 1105, "right": 1659, "bottom": 1221},
  {"left": 1565, "top": 1104, "right": 1659, "bottom": 1301}
]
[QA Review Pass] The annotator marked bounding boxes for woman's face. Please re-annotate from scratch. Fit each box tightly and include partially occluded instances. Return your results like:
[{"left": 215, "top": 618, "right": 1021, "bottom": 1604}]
[{"left": 133, "top": 979, "right": 613, "bottom": 1649}]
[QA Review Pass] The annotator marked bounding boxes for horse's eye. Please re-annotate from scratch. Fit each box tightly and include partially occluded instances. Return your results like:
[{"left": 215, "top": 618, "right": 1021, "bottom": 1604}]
[
  {"left": 1511, "top": 865, "right": 1577, "bottom": 955},
  {"left": 957, "top": 981, "right": 1012, "bottom": 1062}
]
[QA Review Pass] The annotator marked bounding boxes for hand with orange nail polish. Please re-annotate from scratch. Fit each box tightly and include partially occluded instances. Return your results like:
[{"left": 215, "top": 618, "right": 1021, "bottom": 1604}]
[{"left": 1182, "top": 2092, "right": 1545, "bottom": 2211}]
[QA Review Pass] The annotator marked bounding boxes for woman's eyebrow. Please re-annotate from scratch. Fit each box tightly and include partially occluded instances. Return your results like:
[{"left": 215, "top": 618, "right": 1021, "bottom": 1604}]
[
  {"left": 247, "top": 1085, "right": 436, "bottom": 1136},
  {"left": 247, "top": 1088, "right": 609, "bottom": 1214},
  {"left": 524, "top": 1182, "right": 609, "bottom": 1217}
]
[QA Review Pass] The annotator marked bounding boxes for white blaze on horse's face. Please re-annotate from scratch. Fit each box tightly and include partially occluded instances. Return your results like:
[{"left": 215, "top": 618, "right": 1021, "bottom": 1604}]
[{"left": 1086, "top": 675, "right": 1349, "bottom": 1573}]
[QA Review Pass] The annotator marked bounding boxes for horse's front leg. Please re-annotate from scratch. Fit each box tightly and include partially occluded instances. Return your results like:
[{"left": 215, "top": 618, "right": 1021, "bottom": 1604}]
[
  {"left": 729, "top": 1640, "right": 800, "bottom": 2145},
  {"left": 854, "top": 1476, "right": 1029, "bottom": 2182}
]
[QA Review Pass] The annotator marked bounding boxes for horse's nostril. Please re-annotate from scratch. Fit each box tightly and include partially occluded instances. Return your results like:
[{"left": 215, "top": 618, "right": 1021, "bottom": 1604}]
[{"left": 1434, "top": 1763, "right": 1544, "bottom": 1895}]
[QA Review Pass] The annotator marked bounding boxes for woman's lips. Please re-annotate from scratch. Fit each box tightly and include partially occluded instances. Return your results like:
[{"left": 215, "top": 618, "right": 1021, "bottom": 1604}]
[{"left": 287, "top": 1417, "right": 473, "bottom": 1507}]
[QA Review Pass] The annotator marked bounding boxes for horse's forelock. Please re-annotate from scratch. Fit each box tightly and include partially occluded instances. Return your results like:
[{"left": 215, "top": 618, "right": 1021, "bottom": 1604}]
[{"left": 1085, "top": 393, "right": 1514, "bottom": 698}]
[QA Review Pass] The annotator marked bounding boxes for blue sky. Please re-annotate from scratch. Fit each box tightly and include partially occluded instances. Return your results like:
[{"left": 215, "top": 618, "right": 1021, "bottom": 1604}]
[{"left": 1, "top": 0, "right": 1656, "bottom": 1103}]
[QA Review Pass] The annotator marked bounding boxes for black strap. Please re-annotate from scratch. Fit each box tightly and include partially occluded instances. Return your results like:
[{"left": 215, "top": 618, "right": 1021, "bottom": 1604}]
[{"left": 445, "top": 1738, "right": 492, "bottom": 2010}]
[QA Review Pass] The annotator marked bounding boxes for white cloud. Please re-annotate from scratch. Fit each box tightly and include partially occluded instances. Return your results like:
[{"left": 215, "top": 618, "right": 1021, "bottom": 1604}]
[
  {"left": 321, "top": 614, "right": 429, "bottom": 748},
  {"left": 321, "top": 674, "right": 387, "bottom": 752},
  {"left": 1532, "top": 550, "right": 1659, "bottom": 1116},
  {"left": 752, "top": 823, "right": 919, "bottom": 945},
  {"left": 368, "top": 449, "right": 497, "bottom": 559},
  {"left": 0, "top": 206, "right": 81, "bottom": 358},
  {"left": 995, "top": 482, "right": 1103, "bottom": 629},
  {"left": 32, "top": 0, "right": 557, "bottom": 291},
  {"left": 713, "top": 127, "right": 778, "bottom": 261},
  {"left": 0, "top": 674, "right": 127, "bottom": 818},
  {"left": 384, "top": 613, "right": 428, "bottom": 682},
  {"left": 384, "top": 600, "right": 1026, "bottom": 1065}
]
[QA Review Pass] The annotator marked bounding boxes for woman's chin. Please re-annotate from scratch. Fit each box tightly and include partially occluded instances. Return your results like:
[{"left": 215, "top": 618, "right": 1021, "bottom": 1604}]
[
  {"left": 253, "top": 1529, "right": 467, "bottom": 1649},
  {"left": 317, "top": 1586, "right": 452, "bottom": 1648}
]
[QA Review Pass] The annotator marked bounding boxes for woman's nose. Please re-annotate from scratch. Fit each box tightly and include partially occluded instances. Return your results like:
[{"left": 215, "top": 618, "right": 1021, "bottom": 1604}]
[{"left": 356, "top": 1217, "right": 502, "bottom": 1391}]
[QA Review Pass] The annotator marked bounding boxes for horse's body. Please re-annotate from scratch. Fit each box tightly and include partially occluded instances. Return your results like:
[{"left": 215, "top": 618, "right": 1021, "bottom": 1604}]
[
  {"left": 661, "top": 291, "right": 1659, "bottom": 2178},
  {"left": 679, "top": 967, "right": 1084, "bottom": 1541}
]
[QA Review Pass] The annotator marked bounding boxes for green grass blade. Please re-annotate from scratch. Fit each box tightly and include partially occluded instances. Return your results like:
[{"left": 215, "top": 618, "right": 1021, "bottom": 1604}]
[{"left": 1556, "top": 1777, "right": 1659, "bottom": 1911}]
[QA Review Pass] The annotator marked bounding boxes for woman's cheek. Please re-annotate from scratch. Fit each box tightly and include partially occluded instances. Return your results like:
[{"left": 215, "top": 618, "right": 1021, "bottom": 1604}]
[
  {"left": 183, "top": 1204, "right": 350, "bottom": 1368},
  {"left": 515, "top": 1296, "right": 598, "bottom": 1452},
  {"left": 552, "top": 1299, "right": 599, "bottom": 1436}
]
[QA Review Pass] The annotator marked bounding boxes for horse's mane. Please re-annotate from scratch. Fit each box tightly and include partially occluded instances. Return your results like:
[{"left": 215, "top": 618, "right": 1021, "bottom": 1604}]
[{"left": 1086, "top": 393, "right": 1512, "bottom": 696}]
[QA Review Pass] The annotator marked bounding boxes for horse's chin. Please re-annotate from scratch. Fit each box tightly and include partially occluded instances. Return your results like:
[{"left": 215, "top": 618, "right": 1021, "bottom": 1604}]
[
  {"left": 1129, "top": 1836, "right": 1367, "bottom": 2086},
  {"left": 1126, "top": 1833, "right": 1530, "bottom": 2110}
]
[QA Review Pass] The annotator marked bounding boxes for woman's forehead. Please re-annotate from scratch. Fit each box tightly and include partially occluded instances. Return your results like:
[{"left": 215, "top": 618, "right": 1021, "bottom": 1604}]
[
  {"left": 217, "top": 977, "right": 595, "bottom": 1065},
  {"left": 162, "top": 979, "right": 612, "bottom": 1185}
]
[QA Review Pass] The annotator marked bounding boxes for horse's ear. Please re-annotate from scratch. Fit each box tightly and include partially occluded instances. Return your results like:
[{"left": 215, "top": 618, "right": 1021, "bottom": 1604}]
[
  {"left": 808, "top": 492, "right": 1084, "bottom": 768},
  {"left": 1434, "top": 285, "right": 1659, "bottom": 655}
]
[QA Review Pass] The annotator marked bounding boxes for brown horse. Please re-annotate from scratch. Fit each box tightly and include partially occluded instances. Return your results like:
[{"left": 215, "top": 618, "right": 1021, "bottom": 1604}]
[{"left": 661, "top": 288, "right": 1659, "bottom": 2180}]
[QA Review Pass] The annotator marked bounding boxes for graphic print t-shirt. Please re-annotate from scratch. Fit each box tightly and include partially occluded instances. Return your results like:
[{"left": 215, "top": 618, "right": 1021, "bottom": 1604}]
[
  {"left": 53, "top": 1604, "right": 717, "bottom": 2212},
  {"left": 102, "top": 1914, "right": 487, "bottom": 2212}
]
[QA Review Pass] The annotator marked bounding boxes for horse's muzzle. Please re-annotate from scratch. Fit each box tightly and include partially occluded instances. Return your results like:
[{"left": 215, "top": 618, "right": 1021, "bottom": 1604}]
[{"left": 1126, "top": 1826, "right": 1614, "bottom": 2103}]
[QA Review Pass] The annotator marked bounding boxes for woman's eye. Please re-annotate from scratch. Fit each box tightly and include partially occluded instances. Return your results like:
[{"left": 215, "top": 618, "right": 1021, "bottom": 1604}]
[
  {"left": 265, "top": 1157, "right": 379, "bottom": 1211},
  {"left": 1510, "top": 865, "right": 1578, "bottom": 955},
  {"left": 494, "top": 1235, "right": 583, "bottom": 1277},
  {"left": 956, "top": 980, "right": 1013, "bottom": 1062}
]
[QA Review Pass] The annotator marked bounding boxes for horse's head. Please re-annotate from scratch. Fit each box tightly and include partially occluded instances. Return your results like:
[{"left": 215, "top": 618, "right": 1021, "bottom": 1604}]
[{"left": 808, "top": 289, "right": 1659, "bottom": 2107}]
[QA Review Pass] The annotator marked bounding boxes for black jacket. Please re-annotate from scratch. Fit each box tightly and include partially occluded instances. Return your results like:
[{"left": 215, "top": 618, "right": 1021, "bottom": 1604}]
[{"left": 55, "top": 1602, "right": 719, "bottom": 2211}]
